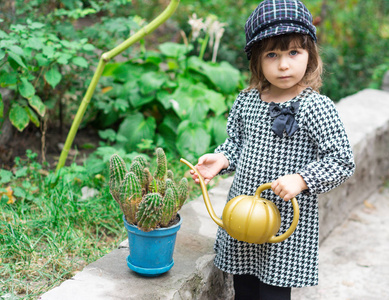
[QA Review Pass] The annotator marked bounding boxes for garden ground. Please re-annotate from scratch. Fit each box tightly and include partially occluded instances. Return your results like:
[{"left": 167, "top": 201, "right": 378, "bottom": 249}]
[{"left": 1, "top": 125, "right": 100, "bottom": 170}]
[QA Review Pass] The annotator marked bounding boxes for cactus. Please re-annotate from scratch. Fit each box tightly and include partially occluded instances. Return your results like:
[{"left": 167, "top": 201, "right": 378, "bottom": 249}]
[
  {"left": 130, "top": 161, "right": 144, "bottom": 183},
  {"left": 109, "top": 154, "right": 127, "bottom": 206},
  {"left": 132, "top": 155, "right": 147, "bottom": 169},
  {"left": 177, "top": 177, "right": 189, "bottom": 210},
  {"left": 167, "top": 170, "right": 174, "bottom": 181},
  {"left": 143, "top": 168, "right": 153, "bottom": 193},
  {"left": 108, "top": 147, "right": 189, "bottom": 232},
  {"left": 160, "top": 188, "right": 175, "bottom": 227},
  {"left": 154, "top": 148, "right": 167, "bottom": 180},
  {"left": 120, "top": 172, "right": 142, "bottom": 224},
  {"left": 136, "top": 193, "right": 163, "bottom": 232}
]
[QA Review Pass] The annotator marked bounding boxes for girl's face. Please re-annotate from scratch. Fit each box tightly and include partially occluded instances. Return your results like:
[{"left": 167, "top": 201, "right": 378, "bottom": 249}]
[{"left": 260, "top": 43, "right": 309, "bottom": 96}]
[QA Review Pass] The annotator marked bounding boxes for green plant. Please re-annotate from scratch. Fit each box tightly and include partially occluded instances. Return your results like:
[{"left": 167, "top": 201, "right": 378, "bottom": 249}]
[
  {"left": 96, "top": 42, "right": 243, "bottom": 162},
  {"left": 109, "top": 147, "right": 188, "bottom": 231},
  {"left": 0, "top": 150, "right": 125, "bottom": 298},
  {"left": 0, "top": 18, "right": 97, "bottom": 132},
  {"left": 56, "top": 0, "right": 180, "bottom": 171}
]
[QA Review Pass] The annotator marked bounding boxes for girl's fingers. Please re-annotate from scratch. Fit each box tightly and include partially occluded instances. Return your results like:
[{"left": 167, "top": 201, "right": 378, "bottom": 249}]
[{"left": 271, "top": 180, "right": 278, "bottom": 190}]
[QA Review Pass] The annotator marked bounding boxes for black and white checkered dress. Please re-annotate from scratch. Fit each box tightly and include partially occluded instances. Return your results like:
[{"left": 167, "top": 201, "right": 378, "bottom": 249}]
[{"left": 214, "top": 87, "right": 355, "bottom": 287}]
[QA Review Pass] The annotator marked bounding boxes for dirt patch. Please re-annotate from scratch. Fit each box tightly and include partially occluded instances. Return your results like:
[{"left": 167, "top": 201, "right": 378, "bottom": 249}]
[{"left": 0, "top": 124, "right": 100, "bottom": 170}]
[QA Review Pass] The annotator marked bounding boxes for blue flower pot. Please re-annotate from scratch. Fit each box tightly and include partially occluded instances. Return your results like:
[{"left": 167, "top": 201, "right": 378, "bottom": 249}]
[{"left": 123, "top": 215, "right": 182, "bottom": 277}]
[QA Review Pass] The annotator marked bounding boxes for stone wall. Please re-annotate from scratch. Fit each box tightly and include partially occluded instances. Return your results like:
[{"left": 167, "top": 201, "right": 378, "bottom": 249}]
[{"left": 318, "top": 89, "right": 389, "bottom": 241}]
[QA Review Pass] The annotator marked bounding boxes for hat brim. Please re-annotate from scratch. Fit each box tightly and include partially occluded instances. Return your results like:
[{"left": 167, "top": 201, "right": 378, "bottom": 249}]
[{"left": 245, "top": 24, "right": 316, "bottom": 60}]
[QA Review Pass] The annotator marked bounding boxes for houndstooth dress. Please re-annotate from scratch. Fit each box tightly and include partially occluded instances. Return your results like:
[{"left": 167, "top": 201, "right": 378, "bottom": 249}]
[{"left": 214, "top": 87, "right": 355, "bottom": 288}]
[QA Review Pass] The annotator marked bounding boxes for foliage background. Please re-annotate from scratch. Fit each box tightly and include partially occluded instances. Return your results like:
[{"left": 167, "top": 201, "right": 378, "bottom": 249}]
[
  {"left": 1, "top": 0, "right": 388, "bottom": 159},
  {"left": 0, "top": 0, "right": 388, "bottom": 298}
]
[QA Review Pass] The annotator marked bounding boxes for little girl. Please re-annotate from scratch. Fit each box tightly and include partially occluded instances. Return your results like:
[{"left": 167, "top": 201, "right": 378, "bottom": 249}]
[{"left": 190, "top": 0, "right": 355, "bottom": 299}]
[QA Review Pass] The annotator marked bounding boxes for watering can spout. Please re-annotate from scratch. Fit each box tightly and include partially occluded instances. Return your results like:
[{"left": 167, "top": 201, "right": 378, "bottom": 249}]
[{"left": 180, "top": 158, "right": 224, "bottom": 229}]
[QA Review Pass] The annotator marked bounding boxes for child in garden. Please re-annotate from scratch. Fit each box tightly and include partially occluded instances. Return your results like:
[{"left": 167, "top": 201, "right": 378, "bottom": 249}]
[{"left": 190, "top": 0, "right": 355, "bottom": 299}]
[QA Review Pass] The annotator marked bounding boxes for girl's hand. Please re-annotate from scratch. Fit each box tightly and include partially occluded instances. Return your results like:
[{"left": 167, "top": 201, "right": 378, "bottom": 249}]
[
  {"left": 271, "top": 174, "right": 308, "bottom": 201},
  {"left": 190, "top": 153, "right": 229, "bottom": 185}
]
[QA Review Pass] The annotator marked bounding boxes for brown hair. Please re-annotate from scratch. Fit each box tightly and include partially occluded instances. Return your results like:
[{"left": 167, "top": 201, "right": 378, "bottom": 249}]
[{"left": 247, "top": 33, "right": 323, "bottom": 92}]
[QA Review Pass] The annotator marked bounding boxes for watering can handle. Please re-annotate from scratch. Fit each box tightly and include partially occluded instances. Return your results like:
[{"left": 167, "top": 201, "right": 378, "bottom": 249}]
[{"left": 255, "top": 183, "right": 300, "bottom": 244}]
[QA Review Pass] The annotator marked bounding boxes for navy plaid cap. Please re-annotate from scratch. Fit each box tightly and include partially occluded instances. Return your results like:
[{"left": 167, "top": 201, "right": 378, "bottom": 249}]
[{"left": 245, "top": 0, "right": 317, "bottom": 60}]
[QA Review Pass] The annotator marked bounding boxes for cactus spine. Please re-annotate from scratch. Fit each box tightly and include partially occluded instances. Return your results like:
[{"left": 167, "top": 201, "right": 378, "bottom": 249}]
[{"left": 109, "top": 148, "right": 189, "bottom": 232}]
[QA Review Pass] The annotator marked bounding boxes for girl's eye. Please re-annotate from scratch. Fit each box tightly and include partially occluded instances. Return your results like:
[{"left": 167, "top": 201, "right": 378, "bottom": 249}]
[
  {"left": 266, "top": 52, "right": 277, "bottom": 58},
  {"left": 290, "top": 50, "right": 298, "bottom": 56}
]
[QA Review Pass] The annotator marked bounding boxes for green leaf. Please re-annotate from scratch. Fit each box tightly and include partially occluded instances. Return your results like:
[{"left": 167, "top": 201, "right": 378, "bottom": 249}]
[
  {"left": 82, "top": 44, "right": 95, "bottom": 51},
  {"left": 15, "top": 167, "right": 28, "bottom": 178},
  {"left": 157, "top": 122, "right": 177, "bottom": 153},
  {"left": 28, "top": 95, "right": 46, "bottom": 117},
  {"left": 8, "top": 52, "right": 27, "bottom": 69},
  {"left": 35, "top": 53, "right": 49, "bottom": 67},
  {"left": 98, "top": 129, "right": 116, "bottom": 142},
  {"left": 19, "top": 78, "right": 35, "bottom": 99},
  {"left": 7, "top": 45, "right": 25, "bottom": 57},
  {"left": 0, "top": 169, "right": 13, "bottom": 184},
  {"left": 117, "top": 112, "right": 156, "bottom": 152},
  {"left": 211, "top": 115, "right": 228, "bottom": 145},
  {"left": 0, "top": 30, "right": 9, "bottom": 39},
  {"left": 129, "top": 90, "right": 154, "bottom": 108},
  {"left": 9, "top": 104, "right": 30, "bottom": 131},
  {"left": 113, "top": 98, "right": 129, "bottom": 112},
  {"left": 139, "top": 71, "right": 167, "bottom": 95},
  {"left": 104, "top": 62, "right": 147, "bottom": 82},
  {"left": 176, "top": 121, "right": 211, "bottom": 160},
  {"left": 0, "top": 49, "right": 6, "bottom": 60},
  {"left": 25, "top": 106, "right": 40, "bottom": 127},
  {"left": 13, "top": 186, "right": 26, "bottom": 199},
  {"left": 159, "top": 42, "right": 193, "bottom": 59},
  {"left": 0, "top": 71, "right": 17, "bottom": 85},
  {"left": 72, "top": 56, "right": 88, "bottom": 68},
  {"left": 29, "top": 22, "right": 45, "bottom": 29},
  {"left": 44, "top": 67, "right": 62, "bottom": 88},
  {"left": 57, "top": 53, "right": 72, "bottom": 65},
  {"left": 42, "top": 45, "right": 55, "bottom": 59},
  {"left": 170, "top": 83, "right": 209, "bottom": 122},
  {"left": 190, "top": 59, "right": 241, "bottom": 95},
  {"left": 156, "top": 90, "right": 172, "bottom": 110},
  {"left": 203, "top": 89, "right": 227, "bottom": 116},
  {"left": 26, "top": 37, "right": 44, "bottom": 50}
]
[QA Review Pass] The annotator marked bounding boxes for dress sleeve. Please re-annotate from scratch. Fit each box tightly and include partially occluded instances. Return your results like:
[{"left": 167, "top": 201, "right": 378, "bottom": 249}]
[
  {"left": 298, "top": 96, "right": 355, "bottom": 194},
  {"left": 214, "top": 92, "right": 246, "bottom": 175}
]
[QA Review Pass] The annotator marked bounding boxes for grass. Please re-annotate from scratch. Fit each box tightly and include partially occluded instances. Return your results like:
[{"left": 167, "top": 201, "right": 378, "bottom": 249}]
[
  {"left": 0, "top": 148, "right": 203, "bottom": 299},
  {"left": 0, "top": 151, "right": 126, "bottom": 299}
]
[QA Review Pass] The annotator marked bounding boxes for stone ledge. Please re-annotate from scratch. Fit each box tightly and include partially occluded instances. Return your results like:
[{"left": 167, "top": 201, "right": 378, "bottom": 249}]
[
  {"left": 40, "top": 89, "right": 389, "bottom": 299},
  {"left": 318, "top": 89, "right": 389, "bottom": 240}
]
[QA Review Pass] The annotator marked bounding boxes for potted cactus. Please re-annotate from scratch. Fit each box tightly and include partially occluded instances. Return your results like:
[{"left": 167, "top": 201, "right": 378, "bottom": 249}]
[{"left": 109, "top": 148, "right": 188, "bottom": 276}]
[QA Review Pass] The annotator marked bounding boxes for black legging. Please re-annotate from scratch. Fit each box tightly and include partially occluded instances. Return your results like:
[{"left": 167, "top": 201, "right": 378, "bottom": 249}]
[{"left": 234, "top": 274, "right": 291, "bottom": 300}]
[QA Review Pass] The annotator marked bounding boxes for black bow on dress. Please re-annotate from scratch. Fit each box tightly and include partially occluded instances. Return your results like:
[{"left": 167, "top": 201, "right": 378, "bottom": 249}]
[{"left": 268, "top": 101, "right": 300, "bottom": 138}]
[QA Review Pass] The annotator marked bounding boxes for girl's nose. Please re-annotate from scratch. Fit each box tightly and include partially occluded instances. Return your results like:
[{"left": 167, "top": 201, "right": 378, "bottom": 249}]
[{"left": 278, "top": 57, "right": 289, "bottom": 70}]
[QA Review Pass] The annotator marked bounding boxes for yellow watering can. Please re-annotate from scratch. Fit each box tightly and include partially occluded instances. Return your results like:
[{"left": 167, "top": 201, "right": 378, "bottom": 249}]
[{"left": 180, "top": 158, "right": 299, "bottom": 244}]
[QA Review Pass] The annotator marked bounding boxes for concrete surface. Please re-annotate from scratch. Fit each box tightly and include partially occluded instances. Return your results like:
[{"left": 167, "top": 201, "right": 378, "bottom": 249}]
[
  {"left": 39, "top": 89, "right": 389, "bottom": 300},
  {"left": 292, "top": 185, "right": 389, "bottom": 300}
]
